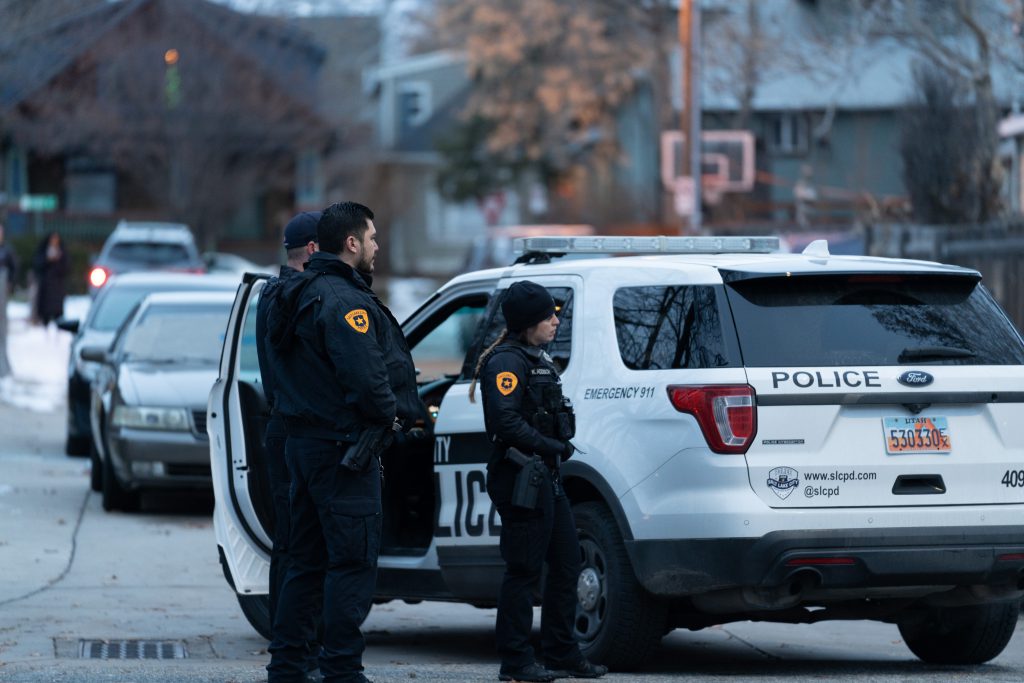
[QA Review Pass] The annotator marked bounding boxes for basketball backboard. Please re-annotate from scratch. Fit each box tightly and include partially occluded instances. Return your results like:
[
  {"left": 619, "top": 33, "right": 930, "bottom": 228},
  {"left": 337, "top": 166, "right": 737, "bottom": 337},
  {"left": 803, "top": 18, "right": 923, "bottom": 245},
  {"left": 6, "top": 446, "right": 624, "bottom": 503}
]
[{"left": 661, "top": 130, "right": 755, "bottom": 206}]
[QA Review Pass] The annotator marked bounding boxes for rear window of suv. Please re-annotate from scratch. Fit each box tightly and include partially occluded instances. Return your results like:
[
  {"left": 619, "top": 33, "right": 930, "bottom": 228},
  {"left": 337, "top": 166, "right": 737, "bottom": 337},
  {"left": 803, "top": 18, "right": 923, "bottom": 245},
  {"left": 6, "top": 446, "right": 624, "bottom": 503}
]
[
  {"left": 107, "top": 242, "right": 193, "bottom": 266},
  {"left": 613, "top": 285, "right": 737, "bottom": 370},
  {"left": 723, "top": 272, "right": 1024, "bottom": 366}
]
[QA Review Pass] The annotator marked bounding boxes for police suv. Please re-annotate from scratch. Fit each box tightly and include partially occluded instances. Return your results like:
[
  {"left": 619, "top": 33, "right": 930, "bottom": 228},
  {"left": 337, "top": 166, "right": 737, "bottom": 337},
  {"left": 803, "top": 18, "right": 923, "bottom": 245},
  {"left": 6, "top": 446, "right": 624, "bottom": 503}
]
[{"left": 208, "top": 236, "right": 1024, "bottom": 669}]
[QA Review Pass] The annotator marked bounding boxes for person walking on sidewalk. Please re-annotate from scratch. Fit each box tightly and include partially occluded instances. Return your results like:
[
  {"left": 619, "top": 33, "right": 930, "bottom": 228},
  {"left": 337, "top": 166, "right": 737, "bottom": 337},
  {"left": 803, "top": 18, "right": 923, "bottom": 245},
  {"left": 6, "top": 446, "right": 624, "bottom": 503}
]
[{"left": 0, "top": 222, "right": 17, "bottom": 378}]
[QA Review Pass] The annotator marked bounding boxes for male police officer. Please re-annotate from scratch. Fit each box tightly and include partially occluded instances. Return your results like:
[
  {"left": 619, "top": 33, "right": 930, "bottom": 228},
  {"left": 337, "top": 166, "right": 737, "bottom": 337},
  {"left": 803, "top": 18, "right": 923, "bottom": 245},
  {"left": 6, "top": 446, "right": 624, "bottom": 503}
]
[
  {"left": 266, "top": 202, "right": 419, "bottom": 683},
  {"left": 255, "top": 211, "right": 320, "bottom": 671}
]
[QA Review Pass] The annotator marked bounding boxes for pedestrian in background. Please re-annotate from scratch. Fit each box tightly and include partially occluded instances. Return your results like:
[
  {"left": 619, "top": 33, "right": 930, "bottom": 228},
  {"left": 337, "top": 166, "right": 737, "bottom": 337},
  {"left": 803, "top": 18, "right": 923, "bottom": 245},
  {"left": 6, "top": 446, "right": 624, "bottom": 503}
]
[
  {"left": 265, "top": 201, "right": 419, "bottom": 683},
  {"left": 255, "top": 210, "right": 321, "bottom": 678},
  {"left": 32, "top": 231, "right": 68, "bottom": 328},
  {"left": 0, "top": 222, "right": 17, "bottom": 378},
  {"left": 471, "top": 281, "right": 607, "bottom": 682}
]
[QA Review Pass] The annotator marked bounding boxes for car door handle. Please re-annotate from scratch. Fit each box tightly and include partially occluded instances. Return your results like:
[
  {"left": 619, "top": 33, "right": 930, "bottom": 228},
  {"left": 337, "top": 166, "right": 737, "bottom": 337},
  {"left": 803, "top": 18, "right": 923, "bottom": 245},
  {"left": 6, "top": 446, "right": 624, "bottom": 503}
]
[{"left": 891, "top": 474, "right": 946, "bottom": 495}]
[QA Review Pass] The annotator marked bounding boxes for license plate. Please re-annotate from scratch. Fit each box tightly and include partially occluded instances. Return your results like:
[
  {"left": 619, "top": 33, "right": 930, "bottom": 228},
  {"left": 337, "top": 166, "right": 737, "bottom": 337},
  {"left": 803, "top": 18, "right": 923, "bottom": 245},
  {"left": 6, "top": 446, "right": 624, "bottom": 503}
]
[{"left": 883, "top": 416, "right": 952, "bottom": 454}]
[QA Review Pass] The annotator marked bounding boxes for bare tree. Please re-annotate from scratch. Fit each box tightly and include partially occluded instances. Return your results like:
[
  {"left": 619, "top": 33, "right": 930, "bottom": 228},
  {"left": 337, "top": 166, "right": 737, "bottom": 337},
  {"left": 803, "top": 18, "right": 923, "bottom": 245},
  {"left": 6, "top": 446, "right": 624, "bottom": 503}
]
[{"left": 2, "top": 0, "right": 328, "bottom": 247}]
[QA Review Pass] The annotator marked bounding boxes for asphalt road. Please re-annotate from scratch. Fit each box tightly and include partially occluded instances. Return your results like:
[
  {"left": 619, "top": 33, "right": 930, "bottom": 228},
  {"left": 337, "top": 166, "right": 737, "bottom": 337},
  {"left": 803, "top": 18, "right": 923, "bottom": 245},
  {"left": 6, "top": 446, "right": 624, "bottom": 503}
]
[{"left": 1, "top": 400, "right": 1023, "bottom": 683}]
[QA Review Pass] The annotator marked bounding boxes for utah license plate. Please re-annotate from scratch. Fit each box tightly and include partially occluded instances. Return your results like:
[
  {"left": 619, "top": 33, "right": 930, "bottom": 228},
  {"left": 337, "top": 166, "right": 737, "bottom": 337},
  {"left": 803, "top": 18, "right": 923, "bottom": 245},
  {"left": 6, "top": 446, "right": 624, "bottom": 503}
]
[{"left": 883, "top": 416, "right": 952, "bottom": 455}]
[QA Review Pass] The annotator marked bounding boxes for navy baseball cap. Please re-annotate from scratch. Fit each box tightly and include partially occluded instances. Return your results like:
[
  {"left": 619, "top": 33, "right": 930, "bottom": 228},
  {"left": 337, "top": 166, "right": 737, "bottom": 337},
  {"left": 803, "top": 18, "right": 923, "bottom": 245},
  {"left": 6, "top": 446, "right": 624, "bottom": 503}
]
[{"left": 282, "top": 211, "right": 321, "bottom": 249}]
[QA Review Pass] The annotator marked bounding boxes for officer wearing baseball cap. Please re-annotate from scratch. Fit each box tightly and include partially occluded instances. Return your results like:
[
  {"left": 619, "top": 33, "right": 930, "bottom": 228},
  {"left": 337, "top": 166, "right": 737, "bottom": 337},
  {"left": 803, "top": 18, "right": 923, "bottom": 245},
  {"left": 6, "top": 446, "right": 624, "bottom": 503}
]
[
  {"left": 256, "top": 211, "right": 322, "bottom": 677},
  {"left": 470, "top": 281, "right": 607, "bottom": 682}
]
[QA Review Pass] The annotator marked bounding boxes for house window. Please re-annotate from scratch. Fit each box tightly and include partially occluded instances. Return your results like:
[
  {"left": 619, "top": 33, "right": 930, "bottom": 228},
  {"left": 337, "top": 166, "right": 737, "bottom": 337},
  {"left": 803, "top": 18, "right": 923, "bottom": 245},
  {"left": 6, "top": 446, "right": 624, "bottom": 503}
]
[
  {"left": 295, "top": 149, "right": 322, "bottom": 208},
  {"left": 768, "top": 113, "right": 809, "bottom": 156},
  {"left": 66, "top": 157, "right": 115, "bottom": 213},
  {"left": 398, "top": 81, "right": 432, "bottom": 131}
]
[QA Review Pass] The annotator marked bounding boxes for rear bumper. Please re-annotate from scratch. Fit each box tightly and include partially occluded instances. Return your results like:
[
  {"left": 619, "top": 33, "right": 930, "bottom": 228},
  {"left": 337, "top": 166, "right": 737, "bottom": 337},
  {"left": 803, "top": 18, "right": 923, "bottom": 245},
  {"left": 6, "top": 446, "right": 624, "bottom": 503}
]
[
  {"left": 626, "top": 525, "right": 1024, "bottom": 598},
  {"left": 67, "top": 373, "right": 92, "bottom": 438}
]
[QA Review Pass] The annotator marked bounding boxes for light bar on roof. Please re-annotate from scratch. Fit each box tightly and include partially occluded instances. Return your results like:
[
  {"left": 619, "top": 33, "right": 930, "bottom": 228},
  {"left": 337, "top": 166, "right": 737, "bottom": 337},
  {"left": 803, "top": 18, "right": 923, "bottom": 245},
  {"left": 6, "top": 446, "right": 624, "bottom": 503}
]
[{"left": 514, "top": 235, "right": 780, "bottom": 255}]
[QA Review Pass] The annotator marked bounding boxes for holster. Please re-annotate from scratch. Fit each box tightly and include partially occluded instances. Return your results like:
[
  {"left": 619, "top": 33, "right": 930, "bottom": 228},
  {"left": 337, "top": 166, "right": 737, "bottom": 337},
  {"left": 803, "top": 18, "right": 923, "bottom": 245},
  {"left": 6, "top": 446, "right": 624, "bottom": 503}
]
[
  {"left": 506, "top": 446, "right": 547, "bottom": 510},
  {"left": 340, "top": 419, "right": 401, "bottom": 472}
]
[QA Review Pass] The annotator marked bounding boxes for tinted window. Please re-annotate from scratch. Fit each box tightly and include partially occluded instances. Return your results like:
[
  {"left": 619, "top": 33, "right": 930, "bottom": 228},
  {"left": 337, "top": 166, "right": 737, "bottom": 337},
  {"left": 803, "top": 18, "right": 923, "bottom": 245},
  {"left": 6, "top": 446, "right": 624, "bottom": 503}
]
[
  {"left": 108, "top": 242, "right": 193, "bottom": 266},
  {"left": 122, "top": 302, "right": 231, "bottom": 363},
  {"left": 724, "top": 273, "right": 1024, "bottom": 366},
  {"left": 466, "top": 286, "right": 575, "bottom": 376},
  {"left": 613, "top": 286, "right": 735, "bottom": 370}
]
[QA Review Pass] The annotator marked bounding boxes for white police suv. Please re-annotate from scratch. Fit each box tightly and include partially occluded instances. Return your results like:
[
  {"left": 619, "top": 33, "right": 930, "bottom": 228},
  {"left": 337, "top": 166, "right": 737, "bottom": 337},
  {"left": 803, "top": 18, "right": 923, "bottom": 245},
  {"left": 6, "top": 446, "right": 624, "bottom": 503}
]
[{"left": 209, "top": 236, "right": 1024, "bottom": 669}]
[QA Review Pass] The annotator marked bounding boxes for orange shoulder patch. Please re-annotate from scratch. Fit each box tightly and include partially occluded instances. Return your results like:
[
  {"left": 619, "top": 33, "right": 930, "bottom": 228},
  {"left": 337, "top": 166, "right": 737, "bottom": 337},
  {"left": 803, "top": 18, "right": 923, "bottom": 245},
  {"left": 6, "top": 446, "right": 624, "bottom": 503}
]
[
  {"left": 344, "top": 309, "right": 369, "bottom": 333},
  {"left": 496, "top": 371, "right": 519, "bottom": 396}
]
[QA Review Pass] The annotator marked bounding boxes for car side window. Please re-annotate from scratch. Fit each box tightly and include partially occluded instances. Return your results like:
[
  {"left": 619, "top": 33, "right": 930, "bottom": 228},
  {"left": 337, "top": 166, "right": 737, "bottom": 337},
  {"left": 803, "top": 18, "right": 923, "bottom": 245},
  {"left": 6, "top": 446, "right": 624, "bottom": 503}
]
[
  {"left": 613, "top": 285, "right": 736, "bottom": 370},
  {"left": 237, "top": 286, "right": 262, "bottom": 384},
  {"left": 407, "top": 305, "right": 487, "bottom": 385},
  {"left": 466, "top": 285, "right": 574, "bottom": 375}
]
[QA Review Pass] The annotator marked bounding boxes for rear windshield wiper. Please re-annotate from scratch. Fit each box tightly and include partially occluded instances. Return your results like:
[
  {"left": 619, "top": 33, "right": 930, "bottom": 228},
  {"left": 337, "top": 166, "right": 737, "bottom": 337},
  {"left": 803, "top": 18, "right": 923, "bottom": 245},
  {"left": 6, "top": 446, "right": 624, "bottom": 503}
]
[{"left": 898, "top": 346, "right": 976, "bottom": 362}]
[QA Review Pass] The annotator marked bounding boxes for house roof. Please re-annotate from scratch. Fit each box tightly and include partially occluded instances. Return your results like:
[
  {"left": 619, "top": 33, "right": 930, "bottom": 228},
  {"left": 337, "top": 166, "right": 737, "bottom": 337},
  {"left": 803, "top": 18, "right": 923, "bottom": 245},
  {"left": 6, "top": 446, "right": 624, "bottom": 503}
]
[{"left": 0, "top": 0, "right": 326, "bottom": 112}]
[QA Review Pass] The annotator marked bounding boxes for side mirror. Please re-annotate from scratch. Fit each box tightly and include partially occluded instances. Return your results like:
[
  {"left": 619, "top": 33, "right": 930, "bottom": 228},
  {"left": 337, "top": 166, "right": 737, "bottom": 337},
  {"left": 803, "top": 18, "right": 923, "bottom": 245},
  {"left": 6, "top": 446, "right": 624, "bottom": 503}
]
[
  {"left": 56, "top": 317, "right": 80, "bottom": 334},
  {"left": 79, "top": 346, "right": 109, "bottom": 364}
]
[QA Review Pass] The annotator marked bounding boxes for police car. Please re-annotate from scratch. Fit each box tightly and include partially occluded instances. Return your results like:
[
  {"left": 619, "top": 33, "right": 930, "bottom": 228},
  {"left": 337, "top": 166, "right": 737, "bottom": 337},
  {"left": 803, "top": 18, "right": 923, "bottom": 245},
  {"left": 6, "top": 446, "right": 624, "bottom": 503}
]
[{"left": 208, "top": 236, "right": 1024, "bottom": 669}]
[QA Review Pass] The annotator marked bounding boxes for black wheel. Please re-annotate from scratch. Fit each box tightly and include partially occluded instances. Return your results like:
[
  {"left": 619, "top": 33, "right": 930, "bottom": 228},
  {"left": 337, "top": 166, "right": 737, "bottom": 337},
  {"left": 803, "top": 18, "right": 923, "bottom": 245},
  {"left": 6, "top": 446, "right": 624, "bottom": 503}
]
[
  {"left": 89, "top": 441, "right": 102, "bottom": 492},
  {"left": 101, "top": 446, "right": 140, "bottom": 512},
  {"left": 237, "top": 594, "right": 273, "bottom": 641},
  {"left": 65, "top": 433, "right": 90, "bottom": 457},
  {"left": 898, "top": 601, "right": 1020, "bottom": 664},
  {"left": 572, "top": 501, "right": 666, "bottom": 671}
]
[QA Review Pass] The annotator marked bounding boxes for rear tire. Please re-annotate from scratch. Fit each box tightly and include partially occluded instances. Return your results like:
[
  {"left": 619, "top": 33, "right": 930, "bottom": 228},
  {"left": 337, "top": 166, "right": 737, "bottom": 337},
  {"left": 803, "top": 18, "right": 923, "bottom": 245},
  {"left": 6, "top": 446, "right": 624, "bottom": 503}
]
[
  {"left": 89, "top": 441, "right": 102, "bottom": 492},
  {"left": 898, "top": 601, "right": 1020, "bottom": 664},
  {"left": 572, "top": 501, "right": 666, "bottom": 671},
  {"left": 237, "top": 594, "right": 273, "bottom": 641}
]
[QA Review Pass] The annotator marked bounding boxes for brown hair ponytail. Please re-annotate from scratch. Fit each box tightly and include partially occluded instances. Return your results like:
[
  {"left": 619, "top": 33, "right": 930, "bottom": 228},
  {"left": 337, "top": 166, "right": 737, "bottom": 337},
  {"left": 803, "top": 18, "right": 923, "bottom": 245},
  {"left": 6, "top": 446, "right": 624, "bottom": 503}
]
[{"left": 469, "top": 329, "right": 508, "bottom": 403}]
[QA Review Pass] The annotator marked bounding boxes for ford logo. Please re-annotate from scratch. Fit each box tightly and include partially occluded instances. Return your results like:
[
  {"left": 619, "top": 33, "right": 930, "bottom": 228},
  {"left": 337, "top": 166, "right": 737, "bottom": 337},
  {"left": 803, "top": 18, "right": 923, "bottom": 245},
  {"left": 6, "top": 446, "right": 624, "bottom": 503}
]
[{"left": 898, "top": 370, "right": 934, "bottom": 387}]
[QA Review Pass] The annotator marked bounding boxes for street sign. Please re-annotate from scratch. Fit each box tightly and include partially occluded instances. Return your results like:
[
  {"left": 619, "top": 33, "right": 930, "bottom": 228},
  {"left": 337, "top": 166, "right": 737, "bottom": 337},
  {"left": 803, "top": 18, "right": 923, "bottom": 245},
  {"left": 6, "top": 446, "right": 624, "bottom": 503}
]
[{"left": 18, "top": 194, "right": 58, "bottom": 212}]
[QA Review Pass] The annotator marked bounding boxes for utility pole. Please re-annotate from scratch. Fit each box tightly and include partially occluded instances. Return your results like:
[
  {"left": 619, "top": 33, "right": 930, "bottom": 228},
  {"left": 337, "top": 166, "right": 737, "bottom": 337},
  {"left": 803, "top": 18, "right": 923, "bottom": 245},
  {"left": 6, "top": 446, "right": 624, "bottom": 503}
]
[{"left": 678, "top": 0, "right": 702, "bottom": 232}]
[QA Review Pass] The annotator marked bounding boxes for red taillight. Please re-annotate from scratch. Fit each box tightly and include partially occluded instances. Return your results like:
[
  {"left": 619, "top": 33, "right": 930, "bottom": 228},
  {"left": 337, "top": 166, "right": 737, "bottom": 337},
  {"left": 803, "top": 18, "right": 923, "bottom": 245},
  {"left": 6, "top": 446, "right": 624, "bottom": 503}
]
[
  {"left": 997, "top": 553, "right": 1024, "bottom": 562},
  {"left": 89, "top": 267, "right": 109, "bottom": 288},
  {"left": 667, "top": 384, "right": 757, "bottom": 454}
]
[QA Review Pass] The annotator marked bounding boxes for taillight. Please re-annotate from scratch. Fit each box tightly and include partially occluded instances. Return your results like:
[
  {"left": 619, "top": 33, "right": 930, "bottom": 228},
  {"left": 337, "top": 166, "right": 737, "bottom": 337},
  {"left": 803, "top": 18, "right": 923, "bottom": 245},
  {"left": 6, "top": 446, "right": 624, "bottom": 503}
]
[
  {"left": 89, "top": 267, "right": 109, "bottom": 288},
  {"left": 667, "top": 384, "right": 757, "bottom": 454}
]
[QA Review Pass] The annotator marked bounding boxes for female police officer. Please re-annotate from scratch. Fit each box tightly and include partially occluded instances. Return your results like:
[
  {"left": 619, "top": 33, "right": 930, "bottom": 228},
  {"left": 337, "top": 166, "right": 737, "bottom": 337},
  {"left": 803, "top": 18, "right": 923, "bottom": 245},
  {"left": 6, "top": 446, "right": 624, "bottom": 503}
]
[{"left": 471, "top": 281, "right": 607, "bottom": 682}]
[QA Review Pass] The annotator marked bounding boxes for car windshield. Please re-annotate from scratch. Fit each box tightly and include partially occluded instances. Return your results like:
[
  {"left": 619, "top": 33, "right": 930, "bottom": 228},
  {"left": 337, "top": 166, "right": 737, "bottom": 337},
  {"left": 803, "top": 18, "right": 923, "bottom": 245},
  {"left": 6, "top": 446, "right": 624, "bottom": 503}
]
[
  {"left": 724, "top": 273, "right": 1024, "bottom": 366},
  {"left": 107, "top": 241, "right": 193, "bottom": 266},
  {"left": 121, "top": 302, "right": 230, "bottom": 364}
]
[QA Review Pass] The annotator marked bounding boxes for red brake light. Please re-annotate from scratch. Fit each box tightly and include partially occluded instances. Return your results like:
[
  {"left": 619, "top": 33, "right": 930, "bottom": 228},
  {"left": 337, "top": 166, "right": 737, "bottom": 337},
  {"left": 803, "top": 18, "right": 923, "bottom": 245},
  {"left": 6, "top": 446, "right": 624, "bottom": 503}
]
[
  {"left": 667, "top": 384, "right": 757, "bottom": 454},
  {"left": 89, "top": 267, "right": 109, "bottom": 288}
]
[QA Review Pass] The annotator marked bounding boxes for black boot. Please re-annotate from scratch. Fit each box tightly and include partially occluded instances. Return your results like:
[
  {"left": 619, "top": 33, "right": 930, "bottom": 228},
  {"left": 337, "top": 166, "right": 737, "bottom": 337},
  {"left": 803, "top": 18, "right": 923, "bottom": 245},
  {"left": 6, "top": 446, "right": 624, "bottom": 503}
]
[
  {"left": 545, "top": 658, "right": 608, "bottom": 679},
  {"left": 498, "top": 662, "right": 557, "bottom": 682}
]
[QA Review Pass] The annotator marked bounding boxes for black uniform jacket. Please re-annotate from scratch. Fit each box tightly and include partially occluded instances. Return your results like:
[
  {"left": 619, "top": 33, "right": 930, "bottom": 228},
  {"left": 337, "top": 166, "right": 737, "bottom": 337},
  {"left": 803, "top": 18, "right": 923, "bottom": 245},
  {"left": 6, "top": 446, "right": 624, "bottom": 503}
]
[
  {"left": 267, "top": 252, "right": 419, "bottom": 441},
  {"left": 255, "top": 264, "right": 298, "bottom": 439},
  {"left": 481, "top": 340, "right": 568, "bottom": 468}
]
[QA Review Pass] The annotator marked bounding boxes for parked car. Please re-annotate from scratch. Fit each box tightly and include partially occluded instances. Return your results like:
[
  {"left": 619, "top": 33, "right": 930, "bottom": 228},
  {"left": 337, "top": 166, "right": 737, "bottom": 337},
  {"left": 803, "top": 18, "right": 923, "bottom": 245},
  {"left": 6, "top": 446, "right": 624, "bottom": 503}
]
[
  {"left": 60, "top": 273, "right": 239, "bottom": 457},
  {"left": 210, "top": 237, "right": 1024, "bottom": 668},
  {"left": 88, "top": 220, "right": 205, "bottom": 294},
  {"left": 83, "top": 290, "right": 235, "bottom": 511}
]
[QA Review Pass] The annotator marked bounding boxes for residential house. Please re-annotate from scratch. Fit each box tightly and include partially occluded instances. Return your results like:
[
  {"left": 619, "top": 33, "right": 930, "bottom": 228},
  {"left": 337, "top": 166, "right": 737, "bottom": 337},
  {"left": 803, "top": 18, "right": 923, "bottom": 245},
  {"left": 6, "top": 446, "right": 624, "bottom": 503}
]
[{"left": 0, "top": 0, "right": 331, "bottom": 250}]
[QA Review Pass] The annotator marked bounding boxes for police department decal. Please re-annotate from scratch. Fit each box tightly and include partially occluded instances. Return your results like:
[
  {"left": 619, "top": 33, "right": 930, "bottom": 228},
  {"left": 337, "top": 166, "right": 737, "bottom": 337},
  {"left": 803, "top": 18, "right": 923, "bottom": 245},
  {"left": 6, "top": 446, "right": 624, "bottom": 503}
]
[
  {"left": 767, "top": 467, "right": 800, "bottom": 499},
  {"left": 496, "top": 371, "right": 518, "bottom": 396},
  {"left": 344, "top": 309, "right": 369, "bottom": 333}
]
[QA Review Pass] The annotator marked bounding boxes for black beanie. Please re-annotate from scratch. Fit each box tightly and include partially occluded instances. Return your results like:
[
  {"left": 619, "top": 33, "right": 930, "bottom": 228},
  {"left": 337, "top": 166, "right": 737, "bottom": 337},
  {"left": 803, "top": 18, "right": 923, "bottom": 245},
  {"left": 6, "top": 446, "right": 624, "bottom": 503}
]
[{"left": 502, "top": 281, "right": 555, "bottom": 333}]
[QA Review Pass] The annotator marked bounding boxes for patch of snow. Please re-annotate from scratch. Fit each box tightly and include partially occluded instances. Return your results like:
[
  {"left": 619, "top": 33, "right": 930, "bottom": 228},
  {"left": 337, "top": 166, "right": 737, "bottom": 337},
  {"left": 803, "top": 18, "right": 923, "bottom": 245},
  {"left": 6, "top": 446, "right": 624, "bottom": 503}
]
[{"left": 1, "top": 296, "right": 91, "bottom": 413}]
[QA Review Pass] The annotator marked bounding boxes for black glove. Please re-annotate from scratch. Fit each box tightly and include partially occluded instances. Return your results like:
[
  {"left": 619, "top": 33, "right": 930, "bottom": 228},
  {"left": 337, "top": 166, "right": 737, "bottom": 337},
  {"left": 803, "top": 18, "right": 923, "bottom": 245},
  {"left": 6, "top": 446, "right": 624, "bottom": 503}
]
[{"left": 561, "top": 441, "right": 575, "bottom": 461}]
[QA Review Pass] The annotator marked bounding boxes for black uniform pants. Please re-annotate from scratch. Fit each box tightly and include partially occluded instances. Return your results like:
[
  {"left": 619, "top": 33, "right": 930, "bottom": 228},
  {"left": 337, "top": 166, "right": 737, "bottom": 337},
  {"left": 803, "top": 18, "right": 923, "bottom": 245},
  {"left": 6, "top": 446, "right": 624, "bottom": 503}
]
[
  {"left": 268, "top": 436, "right": 382, "bottom": 683},
  {"left": 487, "top": 460, "right": 583, "bottom": 670}
]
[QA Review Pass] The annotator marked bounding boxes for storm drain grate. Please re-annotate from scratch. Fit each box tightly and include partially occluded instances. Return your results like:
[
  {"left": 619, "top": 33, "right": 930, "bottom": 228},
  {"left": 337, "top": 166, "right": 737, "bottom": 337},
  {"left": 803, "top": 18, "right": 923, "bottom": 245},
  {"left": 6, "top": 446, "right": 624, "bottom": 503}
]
[{"left": 79, "top": 639, "right": 188, "bottom": 660}]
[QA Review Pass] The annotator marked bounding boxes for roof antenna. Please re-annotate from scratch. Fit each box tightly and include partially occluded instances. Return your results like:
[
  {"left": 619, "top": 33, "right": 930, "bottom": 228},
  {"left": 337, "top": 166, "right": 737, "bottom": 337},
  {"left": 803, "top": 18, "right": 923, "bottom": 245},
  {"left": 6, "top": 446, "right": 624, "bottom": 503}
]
[{"left": 802, "top": 239, "right": 830, "bottom": 259}]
